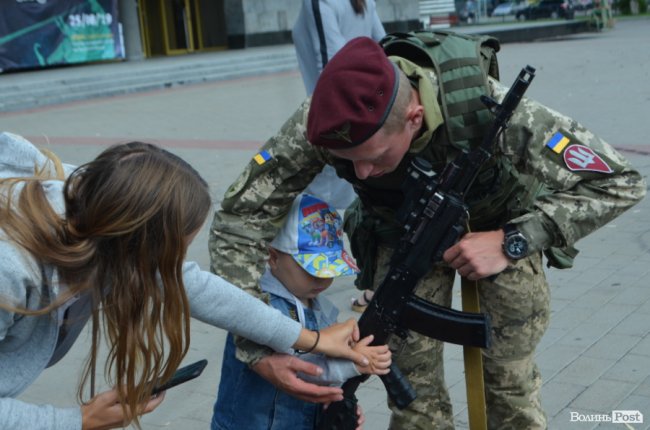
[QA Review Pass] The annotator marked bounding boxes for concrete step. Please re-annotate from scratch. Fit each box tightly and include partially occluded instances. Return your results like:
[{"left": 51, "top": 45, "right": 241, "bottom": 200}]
[
  {"left": 0, "top": 46, "right": 299, "bottom": 113},
  {"left": 2, "top": 63, "right": 298, "bottom": 112}
]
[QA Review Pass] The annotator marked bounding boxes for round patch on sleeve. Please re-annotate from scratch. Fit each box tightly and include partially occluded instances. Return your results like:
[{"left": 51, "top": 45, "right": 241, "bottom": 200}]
[{"left": 224, "top": 163, "right": 252, "bottom": 199}]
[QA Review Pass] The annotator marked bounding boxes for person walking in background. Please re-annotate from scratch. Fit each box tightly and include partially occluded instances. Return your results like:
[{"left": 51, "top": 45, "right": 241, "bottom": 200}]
[
  {"left": 292, "top": 0, "right": 386, "bottom": 96},
  {"left": 211, "top": 193, "right": 391, "bottom": 429}
]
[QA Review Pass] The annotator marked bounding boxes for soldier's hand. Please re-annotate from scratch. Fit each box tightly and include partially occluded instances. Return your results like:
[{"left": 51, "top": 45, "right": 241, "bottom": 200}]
[
  {"left": 252, "top": 353, "right": 344, "bottom": 403},
  {"left": 443, "top": 230, "right": 509, "bottom": 280}
]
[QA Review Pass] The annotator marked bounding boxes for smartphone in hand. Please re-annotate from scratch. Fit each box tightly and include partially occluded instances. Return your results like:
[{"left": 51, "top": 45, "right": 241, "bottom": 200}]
[{"left": 151, "top": 359, "right": 208, "bottom": 395}]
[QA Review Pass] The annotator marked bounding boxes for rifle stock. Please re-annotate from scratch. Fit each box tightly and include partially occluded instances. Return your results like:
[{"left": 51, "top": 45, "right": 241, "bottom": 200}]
[{"left": 317, "top": 66, "right": 535, "bottom": 429}]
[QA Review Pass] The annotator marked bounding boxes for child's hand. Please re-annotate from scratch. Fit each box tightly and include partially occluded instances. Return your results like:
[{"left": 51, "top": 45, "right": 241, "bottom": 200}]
[{"left": 352, "top": 334, "right": 391, "bottom": 375}]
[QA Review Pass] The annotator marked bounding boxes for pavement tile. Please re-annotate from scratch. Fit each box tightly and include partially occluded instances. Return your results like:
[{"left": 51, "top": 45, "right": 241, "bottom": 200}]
[
  {"left": 581, "top": 303, "right": 640, "bottom": 331},
  {"left": 613, "top": 394, "right": 650, "bottom": 419},
  {"left": 583, "top": 333, "right": 642, "bottom": 361},
  {"left": 602, "top": 354, "right": 650, "bottom": 384},
  {"left": 448, "top": 379, "right": 469, "bottom": 410},
  {"left": 549, "top": 305, "right": 601, "bottom": 330},
  {"left": 551, "top": 279, "right": 601, "bottom": 301},
  {"left": 638, "top": 300, "right": 650, "bottom": 315},
  {"left": 631, "top": 376, "right": 650, "bottom": 398},
  {"left": 610, "top": 286, "right": 650, "bottom": 307},
  {"left": 556, "top": 323, "right": 613, "bottom": 350},
  {"left": 537, "top": 326, "right": 570, "bottom": 352},
  {"left": 549, "top": 296, "right": 574, "bottom": 314},
  {"left": 629, "top": 335, "right": 650, "bottom": 356},
  {"left": 569, "top": 290, "right": 618, "bottom": 310},
  {"left": 612, "top": 312, "right": 650, "bottom": 337},
  {"left": 570, "top": 379, "right": 636, "bottom": 411},
  {"left": 537, "top": 344, "right": 584, "bottom": 377},
  {"left": 541, "top": 381, "right": 587, "bottom": 418},
  {"left": 552, "top": 356, "right": 616, "bottom": 386}
]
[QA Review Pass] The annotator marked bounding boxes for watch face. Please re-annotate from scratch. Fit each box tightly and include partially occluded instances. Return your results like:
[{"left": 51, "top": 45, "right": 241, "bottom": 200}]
[{"left": 506, "top": 234, "right": 528, "bottom": 259}]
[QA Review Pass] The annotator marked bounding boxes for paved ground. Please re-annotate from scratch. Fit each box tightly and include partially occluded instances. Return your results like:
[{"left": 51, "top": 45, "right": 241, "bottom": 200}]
[{"left": 1, "top": 17, "right": 648, "bottom": 430}]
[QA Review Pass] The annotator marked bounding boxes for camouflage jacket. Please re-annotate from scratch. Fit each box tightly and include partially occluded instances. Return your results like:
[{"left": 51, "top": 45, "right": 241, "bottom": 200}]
[{"left": 209, "top": 60, "right": 646, "bottom": 365}]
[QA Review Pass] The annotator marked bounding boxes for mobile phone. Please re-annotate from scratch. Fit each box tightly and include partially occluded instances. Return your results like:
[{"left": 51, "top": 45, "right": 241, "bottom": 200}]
[{"left": 151, "top": 359, "right": 208, "bottom": 395}]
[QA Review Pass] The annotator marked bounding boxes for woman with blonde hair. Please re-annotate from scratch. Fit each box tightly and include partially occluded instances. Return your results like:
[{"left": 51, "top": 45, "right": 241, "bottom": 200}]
[{"left": 0, "top": 132, "right": 366, "bottom": 430}]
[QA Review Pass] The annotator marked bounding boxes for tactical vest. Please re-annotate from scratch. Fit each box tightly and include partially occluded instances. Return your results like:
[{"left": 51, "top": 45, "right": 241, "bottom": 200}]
[{"left": 331, "top": 31, "right": 575, "bottom": 289}]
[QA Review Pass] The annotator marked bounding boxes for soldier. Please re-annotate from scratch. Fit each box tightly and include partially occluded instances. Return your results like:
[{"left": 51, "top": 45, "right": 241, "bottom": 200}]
[{"left": 209, "top": 37, "right": 646, "bottom": 429}]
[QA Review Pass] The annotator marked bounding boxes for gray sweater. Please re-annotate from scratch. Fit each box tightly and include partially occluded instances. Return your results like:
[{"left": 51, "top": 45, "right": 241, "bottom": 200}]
[
  {"left": 0, "top": 132, "right": 302, "bottom": 430},
  {"left": 292, "top": 0, "right": 385, "bottom": 95}
]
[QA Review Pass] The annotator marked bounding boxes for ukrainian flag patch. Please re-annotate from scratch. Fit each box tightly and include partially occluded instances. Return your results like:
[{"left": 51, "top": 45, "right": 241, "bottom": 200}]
[
  {"left": 546, "top": 131, "right": 571, "bottom": 154},
  {"left": 253, "top": 150, "right": 272, "bottom": 165}
]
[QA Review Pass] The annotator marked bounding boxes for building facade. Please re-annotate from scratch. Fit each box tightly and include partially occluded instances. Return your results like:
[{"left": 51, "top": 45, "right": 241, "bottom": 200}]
[
  {"left": 122, "top": 0, "right": 420, "bottom": 60},
  {"left": 0, "top": 0, "right": 419, "bottom": 72}
]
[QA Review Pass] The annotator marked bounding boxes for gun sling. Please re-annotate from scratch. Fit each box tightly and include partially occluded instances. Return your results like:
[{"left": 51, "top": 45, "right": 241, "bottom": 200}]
[{"left": 462, "top": 276, "right": 488, "bottom": 430}]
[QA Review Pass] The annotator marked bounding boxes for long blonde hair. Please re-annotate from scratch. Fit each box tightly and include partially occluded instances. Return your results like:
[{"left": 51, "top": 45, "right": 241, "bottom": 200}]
[{"left": 0, "top": 142, "right": 211, "bottom": 427}]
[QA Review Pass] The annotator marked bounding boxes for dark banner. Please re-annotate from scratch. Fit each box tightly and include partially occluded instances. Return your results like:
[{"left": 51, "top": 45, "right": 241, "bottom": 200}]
[{"left": 0, "top": 0, "right": 124, "bottom": 72}]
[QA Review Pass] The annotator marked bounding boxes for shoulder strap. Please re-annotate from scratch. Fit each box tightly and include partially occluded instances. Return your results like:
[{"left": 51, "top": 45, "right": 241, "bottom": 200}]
[{"left": 380, "top": 31, "right": 500, "bottom": 151}]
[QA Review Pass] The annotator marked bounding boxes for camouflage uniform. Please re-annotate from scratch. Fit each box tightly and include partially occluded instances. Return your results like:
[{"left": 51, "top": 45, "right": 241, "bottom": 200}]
[{"left": 209, "top": 58, "right": 646, "bottom": 429}]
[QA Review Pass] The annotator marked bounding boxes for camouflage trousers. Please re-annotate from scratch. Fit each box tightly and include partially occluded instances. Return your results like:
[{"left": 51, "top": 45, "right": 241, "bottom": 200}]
[{"left": 371, "top": 246, "right": 551, "bottom": 430}]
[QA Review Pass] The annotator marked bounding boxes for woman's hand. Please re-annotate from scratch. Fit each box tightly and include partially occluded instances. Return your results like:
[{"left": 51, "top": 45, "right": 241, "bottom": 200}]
[
  {"left": 313, "top": 319, "right": 369, "bottom": 367},
  {"left": 81, "top": 388, "right": 165, "bottom": 430}
]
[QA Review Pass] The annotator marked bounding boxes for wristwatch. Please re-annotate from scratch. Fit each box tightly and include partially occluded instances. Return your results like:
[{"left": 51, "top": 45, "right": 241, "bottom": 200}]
[{"left": 502, "top": 224, "right": 529, "bottom": 260}]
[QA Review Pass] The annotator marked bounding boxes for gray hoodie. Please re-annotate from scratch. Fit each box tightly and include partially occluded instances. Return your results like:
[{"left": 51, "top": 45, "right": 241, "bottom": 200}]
[
  {"left": 0, "top": 132, "right": 302, "bottom": 430},
  {"left": 292, "top": 0, "right": 386, "bottom": 95}
]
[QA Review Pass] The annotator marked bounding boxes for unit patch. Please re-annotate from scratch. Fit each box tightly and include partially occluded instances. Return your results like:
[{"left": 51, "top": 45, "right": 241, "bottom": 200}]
[{"left": 563, "top": 144, "right": 613, "bottom": 173}]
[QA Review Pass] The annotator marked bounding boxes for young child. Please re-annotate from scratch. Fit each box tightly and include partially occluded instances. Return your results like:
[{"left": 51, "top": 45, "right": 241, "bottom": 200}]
[{"left": 211, "top": 193, "right": 391, "bottom": 430}]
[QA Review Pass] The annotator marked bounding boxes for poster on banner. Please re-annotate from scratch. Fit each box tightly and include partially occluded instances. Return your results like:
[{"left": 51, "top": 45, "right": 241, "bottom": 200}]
[{"left": 0, "top": 0, "right": 124, "bottom": 73}]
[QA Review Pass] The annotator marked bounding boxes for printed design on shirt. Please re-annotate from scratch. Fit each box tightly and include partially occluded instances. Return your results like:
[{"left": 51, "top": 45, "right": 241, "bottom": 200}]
[
  {"left": 563, "top": 144, "right": 613, "bottom": 173},
  {"left": 546, "top": 131, "right": 571, "bottom": 154}
]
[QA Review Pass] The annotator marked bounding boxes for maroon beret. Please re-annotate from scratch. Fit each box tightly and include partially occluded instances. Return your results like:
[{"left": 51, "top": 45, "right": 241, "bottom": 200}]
[{"left": 307, "top": 37, "right": 399, "bottom": 149}]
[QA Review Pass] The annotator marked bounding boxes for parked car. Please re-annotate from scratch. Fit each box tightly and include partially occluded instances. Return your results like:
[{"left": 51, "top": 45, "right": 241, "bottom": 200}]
[
  {"left": 516, "top": 0, "right": 575, "bottom": 19},
  {"left": 574, "top": 0, "right": 594, "bottom": 10},
  {"left": 490, "top": 1, "right": 527, "bottom": 16},
  {"left": 491, "top": 2, "right": 516, "bottom": 16}
]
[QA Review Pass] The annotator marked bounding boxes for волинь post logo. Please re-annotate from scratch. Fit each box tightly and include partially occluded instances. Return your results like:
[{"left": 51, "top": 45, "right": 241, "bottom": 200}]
[{"left": 570, "top": 410, "right": 643, "bottom": 425}]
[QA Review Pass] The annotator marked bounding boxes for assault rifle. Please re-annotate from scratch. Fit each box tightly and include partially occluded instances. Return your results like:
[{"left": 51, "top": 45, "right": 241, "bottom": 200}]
[{"left": 318, "top": 66, "right": 536, "bottom": 429}]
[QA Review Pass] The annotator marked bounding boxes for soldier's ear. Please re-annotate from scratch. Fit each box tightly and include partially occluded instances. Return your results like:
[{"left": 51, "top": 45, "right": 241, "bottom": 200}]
[{"left": 406, "top": 104, "right": 425, "bottom": 130}]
